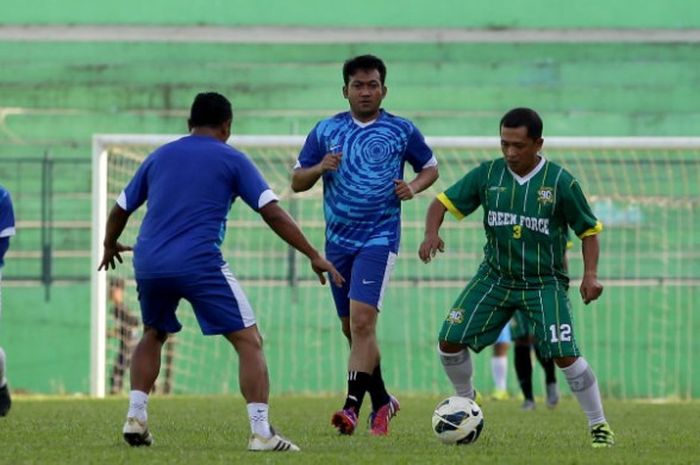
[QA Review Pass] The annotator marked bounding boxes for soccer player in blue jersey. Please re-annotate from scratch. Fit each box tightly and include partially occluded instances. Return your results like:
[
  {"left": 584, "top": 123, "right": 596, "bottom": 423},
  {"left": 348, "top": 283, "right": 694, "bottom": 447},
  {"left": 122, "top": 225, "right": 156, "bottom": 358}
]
[
  {"left": 490, "top": 324, "right": 511, "bottom": 401},
  {"left": 292, "top": 55, "right": 439, "bottom": 436},
  {"left": 420, "top": 108, "right": 614, "bottom": 447},
  {"left": 99, "top": 92, "right": 344, "bottom": 452},
  {"left": 0, "top": 185, "right": 15, "bottom": 417}
]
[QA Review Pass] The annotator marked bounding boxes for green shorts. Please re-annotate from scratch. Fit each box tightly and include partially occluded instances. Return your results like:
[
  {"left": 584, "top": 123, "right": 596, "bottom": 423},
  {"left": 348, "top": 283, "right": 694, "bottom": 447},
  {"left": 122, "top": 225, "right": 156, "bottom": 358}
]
[
  {"left": 510, "top": 311, "right": 531, "bottom": 341},
  {"left": 439, "top": 274, "right": 580, "bottom": 359}
]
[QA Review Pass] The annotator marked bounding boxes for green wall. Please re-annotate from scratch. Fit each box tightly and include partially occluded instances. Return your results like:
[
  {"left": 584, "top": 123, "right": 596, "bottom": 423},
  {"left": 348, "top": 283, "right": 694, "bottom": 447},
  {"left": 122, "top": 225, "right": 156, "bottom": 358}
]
[
  {"left": 3, "top": 0, "right": 699, "bottom": 28},
  {"left": 1, "top": 41, "right": 699, "bottom": 163}
]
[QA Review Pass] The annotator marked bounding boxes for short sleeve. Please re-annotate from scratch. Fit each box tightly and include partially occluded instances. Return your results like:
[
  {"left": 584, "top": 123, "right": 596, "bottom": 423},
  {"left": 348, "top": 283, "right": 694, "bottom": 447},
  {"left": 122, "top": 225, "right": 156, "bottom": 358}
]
[
  {"left": 118, "top": 156, "right": 152, "bottom": 213},
  {"left": 558, "top": 177, "right": 602, "bottom": 238},
  {"left": 234, "top": 153, "right": 278, "bottom": 211},
  {"left": 295, "top": 124, "right": 324, "bottom": 169},
  {"left": 438, "top": 165, "right": 483, "bottom": 220},
  {"left": 404, "top": 125, "right": 436, "bottom": 173}
]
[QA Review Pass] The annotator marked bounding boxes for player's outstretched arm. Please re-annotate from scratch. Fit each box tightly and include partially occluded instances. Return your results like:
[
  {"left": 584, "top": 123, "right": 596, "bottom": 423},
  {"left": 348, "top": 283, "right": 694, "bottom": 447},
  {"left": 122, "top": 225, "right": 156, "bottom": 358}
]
[
  {"left": 419, "top": 198, "right": 447, "bottom": 263},
  {"left": 291, "top": 153, "right": 342, "bottom": 192},
  {"left": 98, "top": 205, "right": 133, "bottom": 271},
  {"left": 259, "top": 201, "right": 345, "bottom": 287},
  {"left": 580, "top": 234, "right": 603, "bottom": 304},
  {"left": 394, "top": 166, "right": 439, "bottom": 201}
]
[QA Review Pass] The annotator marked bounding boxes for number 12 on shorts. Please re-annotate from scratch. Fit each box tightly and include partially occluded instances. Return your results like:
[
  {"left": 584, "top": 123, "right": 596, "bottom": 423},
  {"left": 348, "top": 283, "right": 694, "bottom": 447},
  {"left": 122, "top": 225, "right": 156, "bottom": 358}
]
[{"left": 549, "top": 324, "right": 572, "bottom": 343}]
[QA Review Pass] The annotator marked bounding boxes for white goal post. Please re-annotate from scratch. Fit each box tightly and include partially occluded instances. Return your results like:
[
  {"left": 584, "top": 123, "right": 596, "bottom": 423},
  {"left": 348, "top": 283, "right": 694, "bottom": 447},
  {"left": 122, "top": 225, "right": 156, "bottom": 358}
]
[{"left": 91, "top": 135, "right": 700, "bottom": 399}]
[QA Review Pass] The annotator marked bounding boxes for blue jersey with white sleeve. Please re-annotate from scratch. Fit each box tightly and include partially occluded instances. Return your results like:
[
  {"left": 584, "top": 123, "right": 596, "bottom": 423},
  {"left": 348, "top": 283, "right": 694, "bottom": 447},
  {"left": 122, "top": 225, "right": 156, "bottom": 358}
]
[
  {"left": 295, "top": 110, "right": 435, "bottom": 253},
  {"left": 0, "top": 185, "right": 15, "bottom": 268},
  {"left": 118, "top": 134, "right": 278, "bottom": 278}
]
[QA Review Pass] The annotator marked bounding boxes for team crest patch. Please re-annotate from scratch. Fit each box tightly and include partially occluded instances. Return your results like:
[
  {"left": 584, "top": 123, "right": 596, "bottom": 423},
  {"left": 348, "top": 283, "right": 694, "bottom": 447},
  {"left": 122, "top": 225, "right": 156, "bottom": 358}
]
[
  {"left": 446, "top": 308, "right": 465, "bottom": 324},
  {"left": 537, "top": 187, "right": 554, "bottom": 205}
]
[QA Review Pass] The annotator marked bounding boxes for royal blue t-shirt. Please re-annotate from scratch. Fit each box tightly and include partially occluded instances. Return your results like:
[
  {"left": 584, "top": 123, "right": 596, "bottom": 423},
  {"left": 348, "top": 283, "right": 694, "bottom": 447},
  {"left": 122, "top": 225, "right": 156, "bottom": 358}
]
[
  {"left": 118, "top": 134, "right": 278, "bottom": 278},
  {"left": 295, "top": 110, "right": 436, "bottom": 253}
]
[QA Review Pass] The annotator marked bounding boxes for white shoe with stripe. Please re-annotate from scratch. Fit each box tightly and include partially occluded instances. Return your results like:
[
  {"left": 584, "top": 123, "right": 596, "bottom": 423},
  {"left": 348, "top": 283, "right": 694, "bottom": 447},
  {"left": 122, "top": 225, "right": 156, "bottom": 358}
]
[
  {"left": 122, "top": 417, "right": 153, "bottom": 447},
  {"left": 247, "top": 427, "right": 300, "bottom": 452}
]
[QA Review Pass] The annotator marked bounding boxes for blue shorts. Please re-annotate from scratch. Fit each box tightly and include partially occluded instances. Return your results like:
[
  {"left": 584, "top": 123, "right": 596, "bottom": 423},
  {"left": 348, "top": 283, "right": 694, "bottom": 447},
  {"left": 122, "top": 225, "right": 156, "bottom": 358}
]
[
  {"left": 136, "top": 263, "right": 255, "bottom": 335},
  {"left": 495, "top": 323, "right": 511, "bottom": 344},
  {"left": 326, "top": 245, "right": 397, "bottom": 317}
]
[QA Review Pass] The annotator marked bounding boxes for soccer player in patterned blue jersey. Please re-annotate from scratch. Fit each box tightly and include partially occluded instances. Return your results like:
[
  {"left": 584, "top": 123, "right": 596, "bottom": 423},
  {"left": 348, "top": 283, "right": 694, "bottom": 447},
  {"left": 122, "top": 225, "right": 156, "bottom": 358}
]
[
  {"left": 99, "top": 92, "right": 344, "bottom": 452},
  {"left": 0, "top": 185, "right": 15, "bottom": 417},
  {"left": 292, "top": 55, "right": 439, "bottom": 436}
]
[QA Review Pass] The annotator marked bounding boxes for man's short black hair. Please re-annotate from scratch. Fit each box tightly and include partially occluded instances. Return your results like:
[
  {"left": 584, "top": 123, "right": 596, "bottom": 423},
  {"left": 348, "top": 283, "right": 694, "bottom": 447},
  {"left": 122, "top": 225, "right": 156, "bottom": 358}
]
[
  {"left": 500, "top": 107, "right": 543, "bottom": 140},
  {"left": 109, "top": 277, "right": 125, "bottom": 289},
  {"left": 343, "top": 55, "right": 387, "bottom": 85},
  {"left": 189, "top": 92, "right": 232, "bottom": 128}
]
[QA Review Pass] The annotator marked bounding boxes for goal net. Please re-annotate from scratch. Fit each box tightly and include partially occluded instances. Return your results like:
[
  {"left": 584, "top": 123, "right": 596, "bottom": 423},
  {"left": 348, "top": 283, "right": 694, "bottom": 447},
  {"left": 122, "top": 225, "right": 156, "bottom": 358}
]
[{"left": 91, "top": 135, "right": 700, "bottom": 399}]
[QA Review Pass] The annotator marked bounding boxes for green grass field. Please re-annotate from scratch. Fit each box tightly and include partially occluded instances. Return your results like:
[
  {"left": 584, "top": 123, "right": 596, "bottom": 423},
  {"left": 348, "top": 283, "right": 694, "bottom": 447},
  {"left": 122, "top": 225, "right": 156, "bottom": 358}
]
[{"left": 1, "top": 395, "right": 698, "bottom": 464}]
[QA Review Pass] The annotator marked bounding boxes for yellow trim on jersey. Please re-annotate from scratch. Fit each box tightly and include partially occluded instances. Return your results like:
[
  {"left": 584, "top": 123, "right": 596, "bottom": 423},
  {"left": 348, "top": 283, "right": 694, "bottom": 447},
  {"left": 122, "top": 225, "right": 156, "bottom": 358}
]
[
  {"left": 437, "top": 192, "right": 465, "bottom": 220},
  {"left": 578, "top": 221, "right": 603, "bottom": 239},
  {"left": 566, "top": 240, "right": 574, "bottom": 249}
]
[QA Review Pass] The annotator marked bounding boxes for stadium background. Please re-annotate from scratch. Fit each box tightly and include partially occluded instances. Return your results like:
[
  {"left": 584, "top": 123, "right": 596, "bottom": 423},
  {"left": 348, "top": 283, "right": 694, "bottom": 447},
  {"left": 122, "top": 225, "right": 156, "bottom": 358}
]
[{"left": 0, "top": 1, "right": 698, "bottom": 397}]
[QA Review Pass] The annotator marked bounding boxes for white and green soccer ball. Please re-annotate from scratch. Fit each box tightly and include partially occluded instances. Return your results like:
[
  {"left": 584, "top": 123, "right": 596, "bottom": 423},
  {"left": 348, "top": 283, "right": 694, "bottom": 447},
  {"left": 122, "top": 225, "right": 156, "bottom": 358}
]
[{"left": 431, "top": 396, "right": 484, "bottom": 445}]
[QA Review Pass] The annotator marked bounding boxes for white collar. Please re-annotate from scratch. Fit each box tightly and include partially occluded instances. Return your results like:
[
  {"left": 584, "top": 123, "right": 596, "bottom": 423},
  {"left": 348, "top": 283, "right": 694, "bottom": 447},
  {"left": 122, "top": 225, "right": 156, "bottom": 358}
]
[
  {"left": 352, "top": 117, "right": 377, "bottom": 128},
  {"left": 508, "top": 155, "right": 546, "bottom": 185}
]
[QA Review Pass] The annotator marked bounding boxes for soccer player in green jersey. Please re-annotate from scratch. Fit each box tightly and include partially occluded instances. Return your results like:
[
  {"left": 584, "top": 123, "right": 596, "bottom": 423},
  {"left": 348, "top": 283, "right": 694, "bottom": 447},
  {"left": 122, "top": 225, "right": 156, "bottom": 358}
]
[{"left": 419, "top": 108, "right": 614, "bottom": 448}]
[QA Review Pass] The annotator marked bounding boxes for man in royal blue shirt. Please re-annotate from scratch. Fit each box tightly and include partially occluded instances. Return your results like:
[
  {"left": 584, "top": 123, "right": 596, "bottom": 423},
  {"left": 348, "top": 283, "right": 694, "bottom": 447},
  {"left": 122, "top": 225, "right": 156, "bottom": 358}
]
[
  {"left": 99, "top": 92, "right": 343, "bottom": 452},
  {"left": 0, "top": 184, "right": 15, "bottom": 417},
  {"left": 292, "top": 55, "right": 438, "bottom": 436}
]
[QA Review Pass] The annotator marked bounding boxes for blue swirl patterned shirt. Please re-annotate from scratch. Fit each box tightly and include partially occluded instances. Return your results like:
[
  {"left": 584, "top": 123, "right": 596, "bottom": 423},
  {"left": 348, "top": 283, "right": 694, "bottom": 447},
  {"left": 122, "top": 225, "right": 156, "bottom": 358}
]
[{"left": 296, "top": 110, "right": 436, "bottom": 253}]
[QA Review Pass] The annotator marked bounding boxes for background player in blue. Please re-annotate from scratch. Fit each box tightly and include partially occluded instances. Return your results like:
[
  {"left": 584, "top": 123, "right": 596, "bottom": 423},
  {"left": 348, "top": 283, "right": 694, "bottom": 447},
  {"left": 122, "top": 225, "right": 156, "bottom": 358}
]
[
  {"left": 291, "top": 55, "right": 439, "bottom": 436},
  {"left": 419, "top": 108, "right": 614, "bottom": 448},
  {"left": 0, "top": 185, "right": 15, "bottom": 417},
  {"left": 490, "top": 324, "right": 511, "bottom": 401},
  {"left": 98, "top": 92, "right": 344, "bottom": 452}
]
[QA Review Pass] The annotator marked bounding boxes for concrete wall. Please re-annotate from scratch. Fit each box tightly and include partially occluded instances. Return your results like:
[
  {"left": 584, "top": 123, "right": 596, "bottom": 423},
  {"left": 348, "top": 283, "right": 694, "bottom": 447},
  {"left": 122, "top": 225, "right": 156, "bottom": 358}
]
[
  {"left": 1, "top": 42, "right": 698, "bottom": 162},
  {"left": 3, "top": 0, "right": 699, "bottom": 28}
]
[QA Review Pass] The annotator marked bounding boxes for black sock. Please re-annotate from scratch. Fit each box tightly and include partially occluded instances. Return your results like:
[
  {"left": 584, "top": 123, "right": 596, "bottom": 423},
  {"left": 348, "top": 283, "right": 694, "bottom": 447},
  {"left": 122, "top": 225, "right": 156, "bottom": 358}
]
[
  {"left": 514, "top": 345, "right": 534, "bottom": 401},
  {"left": 368, "top": 363, "right": 390, "bottom": 411},
  {"left": 343, "top": 371, "right": 371, "bottom": 413},
  {"left": 534, "top": 347, "right": 557, "bottom": 384}
]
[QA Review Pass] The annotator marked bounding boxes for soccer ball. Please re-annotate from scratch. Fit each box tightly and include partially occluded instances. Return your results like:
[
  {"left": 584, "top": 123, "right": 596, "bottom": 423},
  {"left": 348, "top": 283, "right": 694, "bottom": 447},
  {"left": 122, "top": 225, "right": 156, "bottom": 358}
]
[{"left": 431, "top": 396, "right": 484, "bottom": 445}]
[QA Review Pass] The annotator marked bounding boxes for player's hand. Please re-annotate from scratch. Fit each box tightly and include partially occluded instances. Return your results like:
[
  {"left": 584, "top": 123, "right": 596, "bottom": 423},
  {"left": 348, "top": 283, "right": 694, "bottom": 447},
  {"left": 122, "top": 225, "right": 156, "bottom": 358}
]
[
  {"left": 419, "top": 234, "right": 445, "bottom": 263},
  {"left": 580, "top": 275, "right": 603, "bottom": 304},
  {"left": 310, "top": 255, "right": 345, "bottom": 287},
  {"left": 319, "top": 152, "right": 342, "bottom": 173},
  {"left": 393, "top": 179, "right": 415, "bottom": 201},
  {"left": 98, "top": 242, "right": 133, "bottom": 271}
]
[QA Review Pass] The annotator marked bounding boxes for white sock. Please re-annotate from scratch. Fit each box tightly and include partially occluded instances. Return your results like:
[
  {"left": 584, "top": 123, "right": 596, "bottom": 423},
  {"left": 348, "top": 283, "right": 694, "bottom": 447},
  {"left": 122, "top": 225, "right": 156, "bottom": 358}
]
[
  {"left": 561, "top": 357, "right": 606, "bottom": 426},
  {"left": 491, "top": 355, "right": 508, "bottom": 391},
  {"left": 438, "top": 346, "right": 474, "bottom": 399},
  {"left": 127, "top": 390, "right": 149, "bottom": 422},
  {"left": 247, "top": 402, "right": 272, "bottom": 438},
  {"left": 0, "top": 347, "right": 6, "bottom": 388}
]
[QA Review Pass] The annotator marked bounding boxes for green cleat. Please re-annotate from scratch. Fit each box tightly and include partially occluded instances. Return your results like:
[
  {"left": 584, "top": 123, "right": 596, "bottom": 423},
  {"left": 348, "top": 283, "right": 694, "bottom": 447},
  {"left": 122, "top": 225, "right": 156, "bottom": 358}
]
[
  {"left": 590, "top": 422, "right": 615, "bottom": 448},
  {"left": 490, "top": 389, "right": 509, "bottom": 401},
  {"left": 472, "top": 389, "right": 484, "bottom": 406}
]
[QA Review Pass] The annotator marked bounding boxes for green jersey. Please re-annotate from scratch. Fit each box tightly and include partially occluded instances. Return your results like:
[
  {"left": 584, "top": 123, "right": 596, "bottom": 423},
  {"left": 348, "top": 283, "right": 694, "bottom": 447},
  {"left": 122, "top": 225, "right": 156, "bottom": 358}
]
[{"left": 438, "top": 157, "right": 601, "bottom": 288}]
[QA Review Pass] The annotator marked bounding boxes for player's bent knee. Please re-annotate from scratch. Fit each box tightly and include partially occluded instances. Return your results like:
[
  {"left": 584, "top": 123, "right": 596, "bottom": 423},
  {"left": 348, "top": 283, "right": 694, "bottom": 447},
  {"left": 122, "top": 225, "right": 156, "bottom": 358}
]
[
  {"left": 553, "top": 356, "right": 578, "bottom": 368},
  {"left": 438, "top": 340, "right": 466, "bottom": 353}
]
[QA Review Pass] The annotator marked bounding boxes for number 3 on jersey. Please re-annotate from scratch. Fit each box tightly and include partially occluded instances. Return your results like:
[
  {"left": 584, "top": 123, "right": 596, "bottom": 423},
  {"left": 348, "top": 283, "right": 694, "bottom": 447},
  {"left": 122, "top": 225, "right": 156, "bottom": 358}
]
[{"left": 512, "top": 225, "right": 522, "bottom": 239}]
